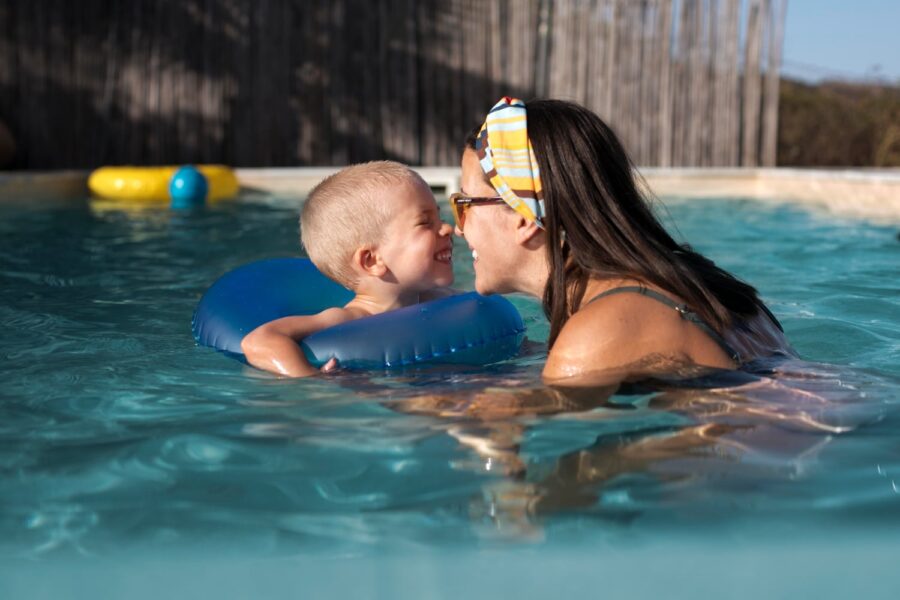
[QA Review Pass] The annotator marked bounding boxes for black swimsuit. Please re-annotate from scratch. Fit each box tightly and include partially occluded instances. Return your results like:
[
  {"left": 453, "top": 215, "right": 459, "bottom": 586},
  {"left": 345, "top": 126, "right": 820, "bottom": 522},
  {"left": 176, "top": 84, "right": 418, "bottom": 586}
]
[{"left": 584, "top": 286, "right": 743, "bottom": 363}]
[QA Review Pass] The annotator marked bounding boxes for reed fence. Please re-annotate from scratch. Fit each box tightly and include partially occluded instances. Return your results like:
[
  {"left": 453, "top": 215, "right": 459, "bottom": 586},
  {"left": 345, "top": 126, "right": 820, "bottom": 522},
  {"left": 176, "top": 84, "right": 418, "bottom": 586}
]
[{"left": 0, "top": 0, "right": 786, "bottom": 168}]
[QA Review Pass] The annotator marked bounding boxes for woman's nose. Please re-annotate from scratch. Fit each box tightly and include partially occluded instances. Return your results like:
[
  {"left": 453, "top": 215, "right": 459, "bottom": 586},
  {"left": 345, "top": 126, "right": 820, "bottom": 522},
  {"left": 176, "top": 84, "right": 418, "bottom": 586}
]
[{"left": 453, "top": 224, "right": 464, "bottom": 237}]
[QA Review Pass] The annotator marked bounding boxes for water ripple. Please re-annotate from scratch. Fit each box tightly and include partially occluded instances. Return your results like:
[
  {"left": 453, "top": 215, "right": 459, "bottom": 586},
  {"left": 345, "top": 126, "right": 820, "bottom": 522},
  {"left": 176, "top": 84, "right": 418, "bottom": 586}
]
[{"left": 1, "top": 197, "right": 898, "bottom": 558}]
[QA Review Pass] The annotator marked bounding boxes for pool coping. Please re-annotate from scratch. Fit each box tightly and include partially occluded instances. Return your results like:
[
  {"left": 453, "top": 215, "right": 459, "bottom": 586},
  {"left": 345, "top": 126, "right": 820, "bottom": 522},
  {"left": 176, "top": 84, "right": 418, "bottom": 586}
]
[{"left": 2, "top": 167, "right": 898, "bottom": 222}]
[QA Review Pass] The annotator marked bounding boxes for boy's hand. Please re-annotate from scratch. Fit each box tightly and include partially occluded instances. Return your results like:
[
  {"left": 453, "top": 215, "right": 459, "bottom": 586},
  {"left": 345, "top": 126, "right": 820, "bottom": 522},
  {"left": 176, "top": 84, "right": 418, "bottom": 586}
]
[{"left": 320, "top": 357, "right": 340, "bottom": 374}]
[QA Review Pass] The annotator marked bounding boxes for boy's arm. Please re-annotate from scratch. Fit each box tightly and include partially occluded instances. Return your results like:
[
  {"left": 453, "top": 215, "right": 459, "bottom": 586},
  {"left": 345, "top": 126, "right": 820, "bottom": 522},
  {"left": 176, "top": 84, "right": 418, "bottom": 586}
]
[{"left": 240, "top": 308, "right": 352, "bottom": 377}]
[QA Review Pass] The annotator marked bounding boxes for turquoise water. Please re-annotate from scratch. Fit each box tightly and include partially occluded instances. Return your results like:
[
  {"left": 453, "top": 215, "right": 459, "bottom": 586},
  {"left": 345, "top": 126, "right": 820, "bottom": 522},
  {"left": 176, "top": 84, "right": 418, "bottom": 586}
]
[{"left": 1, "top": 195, "right": 899, "bottom": 598}]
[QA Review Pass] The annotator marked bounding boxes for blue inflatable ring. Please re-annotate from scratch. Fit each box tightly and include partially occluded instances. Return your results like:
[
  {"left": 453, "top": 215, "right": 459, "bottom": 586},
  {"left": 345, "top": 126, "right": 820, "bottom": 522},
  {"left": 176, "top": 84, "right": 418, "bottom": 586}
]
[{"left": 192, "top": 258, "right": 526, "bottom": 369}]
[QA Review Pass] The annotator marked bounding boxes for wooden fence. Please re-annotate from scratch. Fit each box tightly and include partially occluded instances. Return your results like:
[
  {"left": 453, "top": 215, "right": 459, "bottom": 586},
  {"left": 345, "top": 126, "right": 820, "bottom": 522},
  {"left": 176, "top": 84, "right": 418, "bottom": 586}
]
[{"left": 0, "top": 0, "right": 786, "bottom": 169}]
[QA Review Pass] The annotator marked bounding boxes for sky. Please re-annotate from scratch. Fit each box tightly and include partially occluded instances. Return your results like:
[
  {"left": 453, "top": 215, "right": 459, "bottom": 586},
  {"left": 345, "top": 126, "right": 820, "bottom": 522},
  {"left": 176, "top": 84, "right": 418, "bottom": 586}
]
[{"left": 782, "top": 0, "right": 900, "bottom": 83}]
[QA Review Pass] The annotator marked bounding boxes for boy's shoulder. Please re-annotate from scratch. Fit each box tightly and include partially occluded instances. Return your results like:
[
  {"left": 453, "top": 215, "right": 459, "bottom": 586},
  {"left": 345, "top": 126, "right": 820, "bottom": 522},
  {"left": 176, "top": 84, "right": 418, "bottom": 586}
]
[
  {"left": 316, "top": 305, "right": 364, "bottom": 327},
  {"left": 272, "top": 306, "right": 361, "bottom": 333}
]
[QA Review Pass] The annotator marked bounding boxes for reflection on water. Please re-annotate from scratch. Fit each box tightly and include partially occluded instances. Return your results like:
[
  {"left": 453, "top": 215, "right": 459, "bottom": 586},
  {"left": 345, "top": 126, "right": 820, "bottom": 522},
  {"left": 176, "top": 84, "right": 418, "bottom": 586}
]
[{"left": 380, "top": 356, "right": 894, "bottom": 540}]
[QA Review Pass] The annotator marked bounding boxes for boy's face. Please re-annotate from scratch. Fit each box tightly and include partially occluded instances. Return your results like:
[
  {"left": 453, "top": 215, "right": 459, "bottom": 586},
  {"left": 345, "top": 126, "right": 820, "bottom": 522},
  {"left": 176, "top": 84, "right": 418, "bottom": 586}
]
[{"left": 377, "top": 179, "right": 454, "bottom": 291}]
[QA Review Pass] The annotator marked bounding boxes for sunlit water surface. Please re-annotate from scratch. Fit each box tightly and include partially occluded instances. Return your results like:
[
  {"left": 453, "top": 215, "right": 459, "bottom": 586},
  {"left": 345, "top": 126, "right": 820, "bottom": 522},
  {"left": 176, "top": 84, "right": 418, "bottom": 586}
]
[{"left": 1, "top": 195, "right": 898, "bottom": 598}]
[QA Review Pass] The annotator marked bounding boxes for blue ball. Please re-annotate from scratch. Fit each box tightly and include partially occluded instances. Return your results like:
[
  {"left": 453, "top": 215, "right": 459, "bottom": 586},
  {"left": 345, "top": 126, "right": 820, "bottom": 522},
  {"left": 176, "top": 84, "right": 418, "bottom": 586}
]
[{"left": 169, "top": 166, "right": 209, "bottom": 209}]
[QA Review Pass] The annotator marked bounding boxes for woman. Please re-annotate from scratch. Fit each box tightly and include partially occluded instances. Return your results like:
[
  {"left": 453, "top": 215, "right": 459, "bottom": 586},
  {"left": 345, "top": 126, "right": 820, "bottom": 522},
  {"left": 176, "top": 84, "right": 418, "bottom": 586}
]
[{"left": 451, "top": 97, "right": 794, "bottom": 388}]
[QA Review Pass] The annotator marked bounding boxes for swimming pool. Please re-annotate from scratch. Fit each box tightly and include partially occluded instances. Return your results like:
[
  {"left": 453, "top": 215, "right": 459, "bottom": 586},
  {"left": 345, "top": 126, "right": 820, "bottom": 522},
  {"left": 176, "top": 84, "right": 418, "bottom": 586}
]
[{"left": 1, "top": 193, "right": 898, "bottom": 598}]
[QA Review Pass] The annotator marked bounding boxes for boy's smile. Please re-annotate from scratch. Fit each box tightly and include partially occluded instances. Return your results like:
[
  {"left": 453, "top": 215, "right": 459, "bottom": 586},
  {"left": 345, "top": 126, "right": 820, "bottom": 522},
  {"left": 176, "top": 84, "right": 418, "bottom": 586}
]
[
  {"left": 377, "top": 178, "right": 455, "bottom": 292},
  {"left": 434, "top": 246, "right": 453, "bottom": 264}
]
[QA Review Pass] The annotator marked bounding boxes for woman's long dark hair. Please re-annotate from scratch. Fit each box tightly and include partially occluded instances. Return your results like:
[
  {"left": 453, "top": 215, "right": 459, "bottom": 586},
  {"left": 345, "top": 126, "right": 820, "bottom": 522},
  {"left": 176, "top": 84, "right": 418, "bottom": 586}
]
[{"left": 467, "top": 99, "right": 766, "bottom": 348}]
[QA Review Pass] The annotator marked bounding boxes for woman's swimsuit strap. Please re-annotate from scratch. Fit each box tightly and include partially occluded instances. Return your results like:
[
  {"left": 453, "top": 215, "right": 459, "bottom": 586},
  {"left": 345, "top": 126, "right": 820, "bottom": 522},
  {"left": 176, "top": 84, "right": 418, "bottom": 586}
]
[{"left": 584, "top": 286, "right": 742, "bottom": 363}]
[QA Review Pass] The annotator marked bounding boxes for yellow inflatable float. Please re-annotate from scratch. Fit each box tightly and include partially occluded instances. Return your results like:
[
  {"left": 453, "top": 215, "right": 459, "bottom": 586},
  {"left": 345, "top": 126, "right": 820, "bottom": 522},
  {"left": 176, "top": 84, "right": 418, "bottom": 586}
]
[{"left": 88, "top": 165, "right": 239, "bottom": 202}]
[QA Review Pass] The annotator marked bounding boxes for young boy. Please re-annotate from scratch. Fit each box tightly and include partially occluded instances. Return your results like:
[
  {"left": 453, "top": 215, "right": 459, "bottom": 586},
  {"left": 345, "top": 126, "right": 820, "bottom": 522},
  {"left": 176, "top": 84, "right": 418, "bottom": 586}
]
[{"left": 241, "top": 161, "right": 455, "bottom": 377}]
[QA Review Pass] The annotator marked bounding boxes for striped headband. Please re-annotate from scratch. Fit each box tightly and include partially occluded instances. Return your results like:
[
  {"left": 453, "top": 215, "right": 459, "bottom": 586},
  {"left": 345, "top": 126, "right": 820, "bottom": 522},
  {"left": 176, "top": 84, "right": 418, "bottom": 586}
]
[{"left": 475, "top": 97, "right": 545, "bottom": 229}]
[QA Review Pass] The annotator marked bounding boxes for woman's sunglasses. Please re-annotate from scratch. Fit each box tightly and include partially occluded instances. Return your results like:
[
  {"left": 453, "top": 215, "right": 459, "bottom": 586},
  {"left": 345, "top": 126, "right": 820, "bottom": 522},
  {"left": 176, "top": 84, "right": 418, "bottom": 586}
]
[{"left": 448, "top": 193, "right": 506, "bottom": 231}]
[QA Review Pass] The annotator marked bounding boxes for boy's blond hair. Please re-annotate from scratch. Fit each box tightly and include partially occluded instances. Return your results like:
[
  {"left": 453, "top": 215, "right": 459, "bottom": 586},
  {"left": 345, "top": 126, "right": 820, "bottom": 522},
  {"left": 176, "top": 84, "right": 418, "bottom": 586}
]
[{"left": 301, "top": 161, "right": 429, "bottom": 289}]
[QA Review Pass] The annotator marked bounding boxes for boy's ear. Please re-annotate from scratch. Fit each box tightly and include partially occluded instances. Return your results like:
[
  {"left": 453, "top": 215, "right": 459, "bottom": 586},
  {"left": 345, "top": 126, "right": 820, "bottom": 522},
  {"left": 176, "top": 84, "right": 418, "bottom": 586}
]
[
  {"left": 352, "top": 246, "right": 388, "bottom": 278},
  {"left": 514, "top": 215, "right": 544, "bottom": 247}
]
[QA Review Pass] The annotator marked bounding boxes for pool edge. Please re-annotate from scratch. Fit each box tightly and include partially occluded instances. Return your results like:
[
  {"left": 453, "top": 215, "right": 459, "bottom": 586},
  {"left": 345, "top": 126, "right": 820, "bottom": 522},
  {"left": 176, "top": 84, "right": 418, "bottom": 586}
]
[{"left": 2, "top": 167, "right": 898, "bottom": 222}]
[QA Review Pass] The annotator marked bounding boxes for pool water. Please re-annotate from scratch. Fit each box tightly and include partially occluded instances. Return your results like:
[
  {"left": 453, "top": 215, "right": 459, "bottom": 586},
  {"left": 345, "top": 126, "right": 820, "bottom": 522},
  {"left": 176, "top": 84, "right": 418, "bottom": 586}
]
[{"left": 1, "top": 195, "right": 899, "bottom": 598}]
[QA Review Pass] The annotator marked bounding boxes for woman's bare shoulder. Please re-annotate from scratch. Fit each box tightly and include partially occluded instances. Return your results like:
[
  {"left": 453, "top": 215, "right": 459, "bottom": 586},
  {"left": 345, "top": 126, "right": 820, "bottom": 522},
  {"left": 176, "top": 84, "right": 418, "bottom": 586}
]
[{"left": 542, "top": 291, "right": 688, "bottom": 382}]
